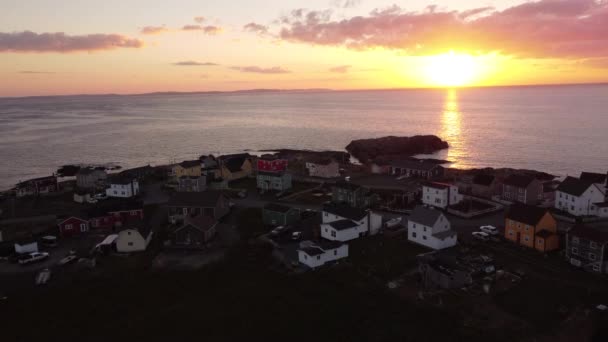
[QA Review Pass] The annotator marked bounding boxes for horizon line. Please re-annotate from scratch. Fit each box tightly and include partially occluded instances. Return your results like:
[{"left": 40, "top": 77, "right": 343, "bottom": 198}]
[{"left": 2, "top": 81, "right": 608, "bottom": 100}]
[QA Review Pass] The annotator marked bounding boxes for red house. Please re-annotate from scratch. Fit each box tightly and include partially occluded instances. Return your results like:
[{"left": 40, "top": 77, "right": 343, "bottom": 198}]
[
  {"left": 257, "top": 155, "right": 288, "bottom": 173},
  {"left": 58, "top": 217, "right": 90, "bottom": 237},
  {"left": 88, "top": 201, "right": 144, "bottom": 231}
]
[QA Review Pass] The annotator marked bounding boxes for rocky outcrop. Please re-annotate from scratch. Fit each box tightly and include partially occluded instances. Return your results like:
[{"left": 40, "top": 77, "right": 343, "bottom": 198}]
[{"left": 345, "top": 135, "right": 449, "bottom": 163}]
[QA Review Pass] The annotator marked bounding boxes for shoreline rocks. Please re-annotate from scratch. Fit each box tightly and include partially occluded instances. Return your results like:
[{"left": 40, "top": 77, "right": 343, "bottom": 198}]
[{"left": 345, "top": 135, "right": 449, "bottom": 164}]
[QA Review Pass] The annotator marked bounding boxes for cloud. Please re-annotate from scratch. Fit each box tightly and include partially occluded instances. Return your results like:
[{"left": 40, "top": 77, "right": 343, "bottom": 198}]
[
  {"left": 173, "top": 61, "right": 219, "bottom": 66},
  {"left": 182, "top": 25, "right": 222, "bottom": 35},
  {"left": 277, "top": 0, "right": 608, "bottom": 59},
  {"left": 140, "top": 26, "right": 168, "bottom": 35},
  {"left": 243, "top": 22, "right": 269, "bottom": 35},
  {"left": 18, "top": 70, "right": 55, "bottom": 74},
  {"left": 194, "top": 16, "right": 206, "bottom": 24},
  {"left": 329, "top": 65, "right": 351, "bottom": 73},
  {"left": 331, "top": 0, "right": 361, "bottom": 9},
  {"left": 230, "top": 66, "right": 291, "bottom": 74},
  {"left": 0, "top": 31, "right": 143, "bottom": 53}
]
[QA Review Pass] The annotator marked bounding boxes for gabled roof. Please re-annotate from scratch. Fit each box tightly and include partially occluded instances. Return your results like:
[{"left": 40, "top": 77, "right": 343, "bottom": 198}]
[
  {"left": 300, "top": 246, "right": 325, "bottom": 256},
  {"left": 323, "top": 204, "right": 368, "bottom": 221},
  {"left": 180, "top": 215, "right": 217, "bottom": 232},
  {"left": 506, "top": 203, "right": 550, "bottom": 226},
  {"left": 328, "top": 219, "right": 359, "bottom": 231},
  {"left": 179, "top": 160, "right": 201, "bottom": 169},
  {"left": 108, "top": 176, "right": 136, "bottom": 185},
  {"left": 222, "top": 155, "right": 248, "bottom": 173},
  {"left": 58, "top": 216, "right": 88, "bottom": 225},
  {"left": 432, "top": 230, "right": 457, "bottom": 240},
  {"left": 299, "top": 239, "right": 344, "bottom": 256},
  {"left": 167, "top": 191, "right": 224, "bottom": 208},
  {"left": 264, "top": 203, "right": 294, "bottom": 214},
  {"left": 594, "top": 202, "right": 608, "bottom": 208},
  {"left": 472, "top": 174, "right": 495, "bottom": 186},
  {"left": 580, "top": 172, "right": 607, "bottom": 184},
  {"left": 333, "top": 181, "right": 362, "bottom": 191},
  {"left": 390, "top": 159, "right": 442, "bottom": 172},
  {"left": 503, "top": 174, "right": 537, "bottom": 188},
  {"left": 557, "top": 176, "right": 596, "bottom": 196},
  {"left": 77, "top": 167, "right": 105, "bottom": 176},
  {"left": 423, "top": 182, "right": 450, "bottom": 190},
  {"left": 409, "top": 205, "right": 444, "bottom": 227},
  {"left": 569, "top": 224, "right": 608, "bottom": 243}
]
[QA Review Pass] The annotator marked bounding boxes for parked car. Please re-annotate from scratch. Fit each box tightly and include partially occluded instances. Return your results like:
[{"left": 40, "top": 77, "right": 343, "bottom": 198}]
[
  {"left": 472, "top": 232, "right": 490, "bottom": 241},
  {"left": 270, "top": 226, "right": 289, "bottom": 237},
  {"left": 40, "top": 235, "right": 58, "bottom": 248},
  {"left": 291, "top": 231, "right": 303, "bottom": 241},
  {"left": 386, "top": 217, "right": 403, "bottom": 228},
  {"left": 94, "top": 193, "right": 107, "bottom": 200},
  {"left": 480, "top": 225, "right": 499, "bottom": 235},
  {"left": 18, "top": 252, "right": 50, "bottom": 265},
  {"left": 87, "top": 197, "right": 98, "bottom": 204}
]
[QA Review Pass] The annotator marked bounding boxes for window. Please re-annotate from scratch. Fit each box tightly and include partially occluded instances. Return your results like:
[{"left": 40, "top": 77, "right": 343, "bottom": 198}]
[
  {"left": 324, "top": 212, "right": 328, "bottom": 217},
  {"left": 121, "top": 191, "right": 126, "bottom": 195},
  {"left": 524, "top": 236, "right": 529, "bottom": 242},
  {"left": 65, "top": 224, "right": 73, "bottom": 230},
  {"left": 509, "top": 230, "right": 514, "bottom": 236},
  {"left": 593, "top": 264, "right": 601, "bottom": 272},
  {"left": 128, "top": 242, "right": 133, "bottom": 246},
  {"left": 571, "top": 205, "right": 574, "bottom": 211},
  {"left": 423, "top": 236, "right": 427, "bottom": 240},
  {"left": 334, "top": 250, "right": 337, "bottom": 256},
  {"left": 331, "top": 231, "right": 336, "bottom": 238},
  {"left": 517, "top": 223, "right": 521, "bottom": 229},
  {"left": 114, "top": 190, "right": 118, "bottom": 195},
  {"left": 572, "top": 247, "right": 578, "bottom": 255},
  {"left": 423, "top": 227, "right": 427, "bottom": 232},
  {"left": 589, "top": 253, "right": 596, "bottom": 261},
  {"left": 80, "top": 223, "right": 87, "bottom": 232},
  {"left": 537, "top": 239, "right": 543, "bottom": 245},
  {"left": 413, "top": 224, "right": 416, "bottom": 228},
  {"left": 304, "top": 255, "right": 307, "bottom": 260},
  {"left": 316, "top": 256, "right": 320, "bottom": 260},
  {"left": 412, "top": 232, "right": 417, "bottom": 238},
  {"left": 525, "top": 226, "right": 529, "bottom": 232}
]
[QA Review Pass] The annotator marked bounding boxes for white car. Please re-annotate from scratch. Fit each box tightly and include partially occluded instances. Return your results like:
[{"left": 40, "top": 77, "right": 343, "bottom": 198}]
[
  {"left": 93, "top": 193, "right": 107, "bottom": 200},
  {"left": 472, "top": 232, "right": 490, "bottom": 241},
  {"left": 87, "top": 197, "right": 98, "bottom": 204},
  {"left": 18, "top": 252, "right": 50, "bottom": 265},
  {"left": 480, "top": 225, "right": 499, "bottom": 235}
]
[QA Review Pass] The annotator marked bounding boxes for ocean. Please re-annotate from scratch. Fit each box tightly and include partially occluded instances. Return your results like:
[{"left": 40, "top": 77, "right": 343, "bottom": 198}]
[{"left": 1, "top": 84, "right": 607, "bottom": 190}]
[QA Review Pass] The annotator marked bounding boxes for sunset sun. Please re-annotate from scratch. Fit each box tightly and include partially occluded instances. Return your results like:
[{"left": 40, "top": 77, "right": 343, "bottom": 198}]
[{"left": 425, "top": 51, "right": 477, "bottom": 87}]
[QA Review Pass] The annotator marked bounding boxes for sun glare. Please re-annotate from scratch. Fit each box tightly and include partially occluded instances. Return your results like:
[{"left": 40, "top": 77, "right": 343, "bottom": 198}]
[{"left": 425, "top": 51, "right": 477, "bottom": 87}]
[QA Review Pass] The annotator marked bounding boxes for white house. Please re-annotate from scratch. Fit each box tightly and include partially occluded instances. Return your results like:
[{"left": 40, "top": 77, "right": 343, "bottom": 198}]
[
  {"left": 297, "top": 240, "right": 348, "bottom": 269},
  {"left": 306, "top": 160, "right": 340, "bottom": 178},
  {"left": 15, "top": 240, "right": 39, "bottom": 254},
  {"left": 106, "top": 177, "right": 140, "bottom": 198},
  {"left": 321, "top": 204, "right": 382, "bottom": 242},
  {"left": 115, "top": 227, "right": 152, "bottom": 253},
  {"left": 408, "top": 205, "right": 457, "bottom": 250},
  {"left": 422, "top": 182, "right": 463, "bottom": 209},
  {"left": 555, "top": 177, "right": 606, "bottom": 217}
]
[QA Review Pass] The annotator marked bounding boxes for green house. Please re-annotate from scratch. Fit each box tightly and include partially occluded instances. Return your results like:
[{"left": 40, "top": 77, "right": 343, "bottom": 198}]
[
  {"left": 257, "top": 171, "right": 292, "bottom": 192},
  {"left": 263, "top": 203, "right": 300, "bottom": 226}
]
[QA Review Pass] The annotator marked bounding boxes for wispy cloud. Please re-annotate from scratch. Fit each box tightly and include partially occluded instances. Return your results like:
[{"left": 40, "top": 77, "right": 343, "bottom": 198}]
[
  {"left": 331, "top": 0, "right": 361, "bottom": 9},
  {"left": 243, "top": 22, "right": 269, "bottom": 35},
  {"left": 329, "top": 65, "right": 351, "bottom": 73},
  {"left": 277, "top": 0, "right": 608, "bottom": 60},
  {"left": 0, "top": 31, "right": 143, "bottom": 53},
  {"left": 173, "top": 61, "right": 219, "bottom": 66},
  {"left": 230, "top": 66, "right": 291, "bottom": 74},
  {"left": 182, "top": 25, "right": 222, "bottom": 35},
  {"left": 140, "top": 26, "right": 168, "bottom": 35},
  {"left": 194, "top": 16, "right": 206, "bottom": 24},
  {"left": 18, "top": 70, "right": 55, "bottom": 74}
]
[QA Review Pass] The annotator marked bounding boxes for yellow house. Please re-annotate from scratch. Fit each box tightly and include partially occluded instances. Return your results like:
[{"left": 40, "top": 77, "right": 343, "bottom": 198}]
[
  {"left": 505, "top": 203, "right": 559, "bottom": 252},
  {"left": 172, "top": 160, "right": 202, "bottom": 178},
  {"left": 218, "top": 154, "right": 253, "bottom": 181}
]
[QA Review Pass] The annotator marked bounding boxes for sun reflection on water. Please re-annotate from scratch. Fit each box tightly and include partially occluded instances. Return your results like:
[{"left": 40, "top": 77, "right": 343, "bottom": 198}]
[{"left": 441, "top": 89, "right": 466, "bottom": 168}]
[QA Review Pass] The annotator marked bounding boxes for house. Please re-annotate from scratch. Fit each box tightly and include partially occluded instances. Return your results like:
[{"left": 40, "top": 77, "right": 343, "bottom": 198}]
[
  {"left": 257, "top": 171, "right": 292, "bottom": 192},
  {"left": 76, "top": 168, "right": 107, "bottom": 189},
  {"left": 0, "top": 215, "right": 57, "bottom": 243},
  {"left": 177, "top": 176, "right": 207, "bottom": 192},
  {"left": 555, "top": 176, "right": 606, "bottom": 217},
  {"left": 263, "top": 203, "right": 300, "bottom": 226},
  {"left": 390, "top": 160, "right": 444, "bottom": 180},
  {"left": 257, "top": 155, "right": 288, "bottom": 173},
  {"left": 167, "top": 191, "right": 229, "bottom": 223},
  {"left": 14, "top": 239, "right": 39, "bottom": 254},
  {"left": 15, "top": 175, "right": 58, "bottom": 197},
  {"left": 171, "top": 215, "right": 218, "bottom": 249},
  {"left": 332, "top": 181, "right": 377, "bottom": 208},
  {"left": 501, "top": 174, "right": 542, "bottom": 205},
  {"left": 504, "top": 204, "right": 558, "bottom": 252},
  {"left": 119, "top": 165, "right": 155, "bottom": 180},
  {"left": 297, "top": 240, "right": 348, "bottom": 269},
  {"left": 422, "top": 182, "right": 463, "bottom": 209},
  {"left": 199, "top": 155, "right": 219, "bottom": 177},
  {"left": 73, "top": 191, "right": 92, "bottom": 203},
  {"left": 172, "top": 160, "right": 202, "bottom": 179},
  {"left": 471, "top": 174, "right": 499, "bottom": 198},
  {"left": 320, "top": 204, "right": 382, "bottom": 241},
  {"left": 417, "top": 252, "right": 473, "bottom": 289},
  {"left": 408, "top": 206, "right": 457, "bottom": 250},
  {"left": 305, "top": 159, "right": 340, "bottom": 178},
  {"left": 566, "top": 224, "right": 608, "bottom": 273},
  {"left": 114, "top": 223, "right": 152, "bottom": 253},
  {"left": 580, "top": 171, "right": 608, "bottom": 190},
  {"left": 58, "top": 216, "right": 90, "bottom": 237},
  {"left": 217, "top": 154, "right": 253, "bottom": 181},
  {"left": 105, "top": 177, "right": 140, "bottom": 198},
  {"left": 88, "top": 200, "right": 144, "bottom": 230}
]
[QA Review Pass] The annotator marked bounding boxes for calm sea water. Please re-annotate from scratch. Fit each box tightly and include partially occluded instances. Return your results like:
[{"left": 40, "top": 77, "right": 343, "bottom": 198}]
[{"left": 1, "top": 85, "right": 607, "bottom": 190}]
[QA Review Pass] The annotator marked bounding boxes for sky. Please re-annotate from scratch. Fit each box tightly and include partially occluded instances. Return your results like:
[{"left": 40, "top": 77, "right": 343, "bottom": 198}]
[{"left": 1, "top": 0, "right": 607, "bottom": 97}]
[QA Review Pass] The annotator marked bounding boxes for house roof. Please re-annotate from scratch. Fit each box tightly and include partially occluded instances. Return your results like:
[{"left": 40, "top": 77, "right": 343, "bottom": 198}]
[
  {"left": 472, "top": 174, "right": 495, "bottom": 186},
  {"left": 179, "top": 160, "right": 201, "bottom": 169},
  {"left": 390, "top": 159, "right": 442, "bottom": 172},
  {"left": 258, "top": 171, "right": 287, "bottom": 177},
  {"left": 432, "top": 230, "right": 457, "bottom": 240},
  {"left": 423, "top": 182, "right": 450, "bottom": 190},
  {"left": 264, "top": 203, "right": 293, "bottom": 214},
  {"left": 506, "top": 203, "right": 550, "bottom": 226},
  {"left": 77, "top": 167, "right": 105, "bottom": 176},
  {"left": 16, "top": 175, "right": 56, "bottom": 187},
  {"left": 535, "top": 230, "right": 555, "bottom": 239},
  {"left": 580, "top": 172, "right": 607, "bottom": 184},
  {"left": 409, "top": 205, "right": 444, "bottom": 227},
  {"left": 86, "top": 200, "right": 144, "bottom": 217},
  {"left": 181, "top": 215, "right": 217, "bottom": 232},
  {"left": 223, "top": 156, "right": 248, "bottom": 173},
  {"left": 333, "top": 181, "right": 362, "bottom": 191},
  {"left": 167, "top": 191, "right": 224, "bottom": 208},
  {"left": 308, "top": 158, "right": 336, "bottom": 166},
  {"left": 569, "top": 224, "right": 608, "bottom": 243},
  {"left": 108, "top": 176, "right": 135, "bottom": 185},
  {"left": 119, "top": 165, "right": 153, "bottom": 176},
  {"left": 556, "top": 176, "right": 595, "bottom": 196},
  {"left": 594, "top": 202, "right": 608, "bottom": 208},
  {"left": 323, "top": 204, "right": 368, "bottom": 221},
  {"left": 328, "top": 219, "right": 359, "bottom": 231},
  {"left": 300, "top": 246, "right": 325, "bottom": 256},
  {"left": 58, "top": 216, "right": 88, "bottom": 225},
  {"left": 503, "top": 174, "right": 536, "bottom": 188},
  {"left": 299, "top": 239, "right": 344, "bottom": 256}
]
